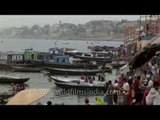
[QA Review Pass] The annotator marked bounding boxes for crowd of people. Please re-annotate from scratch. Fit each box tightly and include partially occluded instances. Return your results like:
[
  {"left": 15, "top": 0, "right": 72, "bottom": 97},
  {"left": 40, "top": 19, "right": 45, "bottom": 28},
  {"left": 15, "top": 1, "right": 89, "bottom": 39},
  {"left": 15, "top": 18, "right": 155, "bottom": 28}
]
[
  {"left": 10, "top": 83, "right": 25, "bottom": 94},
  {"left": 84, "top": 61, "right": 160, "bottom": 105}
]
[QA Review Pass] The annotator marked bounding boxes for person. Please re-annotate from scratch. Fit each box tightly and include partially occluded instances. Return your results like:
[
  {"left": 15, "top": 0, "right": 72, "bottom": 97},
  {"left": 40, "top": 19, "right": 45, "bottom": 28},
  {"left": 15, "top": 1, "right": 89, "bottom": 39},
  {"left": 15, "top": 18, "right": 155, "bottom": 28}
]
[
  {"left": 85, "top": 98, "right": 90, "bottom": 105},
  {"left": 151, "top": 63, "right": 156, "bottom": 80},
  {"left": 128, "top": 79, "right": 134, "bottom": 105},
  {"left": 85, "top": 76, "right": 88, "bottom": 83},
  {"left": 98, "top": 73, "right": 101, "bottom": 81},
  {"left": 132, "top": 90, "right": 143, "bottom": 105},
  {"left": 47, "top": 101, "right": 52, "bottom": 105},
  {"left": 120, "top": 78, "right": 130, "bottom": 105},
  {"left": 146, "top": 81, "right": 160, "bottom": 105},
  {"left": 95, "top": 96, "right": 105, "bottom": 105},
  {"left": 113, "top": 80, "right": 119, "bottom": 105},
  {"left": 92, "top": 76, "right": 95, "bottom": 81},
  {"left": 16, "top": 84, "right": 20, "bottom": 93},
  {"left": 80, "top": 74, "right": 85, "bottom": 80},
  {"left": 19, "top": 83, "right": 25, "bottom": 91},
  {"left": 10, "top": 83, "right": 16, "bottom": 94},
  {"left": 36, "top": 102, "right": 43, "bottom": 105},
  {"left": 147, "top": 79, "right": 153, "bottom": 88},
  {"left": 107, "top": 80, "right": 113, "bottom": 105},
  {"left": 141, "top": 70, "right": 147, "bottom": 82},
  {"left": 89, "top": 79, "right": 93, "bottom": 84},
  {"left": 134, "top": 76, "right": 141, "bottom": 93},
  {"left": 65, "top": 73, "right": 68, "bottom": 78}
]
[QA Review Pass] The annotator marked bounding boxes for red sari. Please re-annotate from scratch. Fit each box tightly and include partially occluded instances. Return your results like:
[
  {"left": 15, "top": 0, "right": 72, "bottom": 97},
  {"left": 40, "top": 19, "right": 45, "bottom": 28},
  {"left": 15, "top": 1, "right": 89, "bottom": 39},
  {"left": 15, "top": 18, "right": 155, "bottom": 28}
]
[{"left": 128, "top": 86, "right": 133, "bottom": 105}]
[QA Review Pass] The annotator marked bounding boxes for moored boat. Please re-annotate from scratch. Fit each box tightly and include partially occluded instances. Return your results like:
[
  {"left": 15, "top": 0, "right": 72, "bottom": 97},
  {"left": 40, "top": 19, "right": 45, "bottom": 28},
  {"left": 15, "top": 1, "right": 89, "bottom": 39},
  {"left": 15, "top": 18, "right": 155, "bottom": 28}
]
[
  {"left": 34, "top": 61, "right": 98, "bottom": 69},
  {"left": 0, "top": 75, "right": 30, "bottom": 83},
  {"left": 0, "top": 63, "right": 34, "bottom": 69},
  {"left": 44, "top": 67, "right": 106, "bottom": 75},
  {"left": 11, "top": 66, "right": 41, "bottom": 72},
  {"left": 0, "top": 92, "right": 15, "bottom": 99}
]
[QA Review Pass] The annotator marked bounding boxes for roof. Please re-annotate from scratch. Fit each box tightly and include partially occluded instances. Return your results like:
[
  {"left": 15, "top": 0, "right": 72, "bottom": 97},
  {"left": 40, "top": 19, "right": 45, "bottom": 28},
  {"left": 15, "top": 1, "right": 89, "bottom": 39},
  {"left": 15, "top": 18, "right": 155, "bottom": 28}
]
[{"left": 6, "top": 51, "right": 24, "bottom": 55}]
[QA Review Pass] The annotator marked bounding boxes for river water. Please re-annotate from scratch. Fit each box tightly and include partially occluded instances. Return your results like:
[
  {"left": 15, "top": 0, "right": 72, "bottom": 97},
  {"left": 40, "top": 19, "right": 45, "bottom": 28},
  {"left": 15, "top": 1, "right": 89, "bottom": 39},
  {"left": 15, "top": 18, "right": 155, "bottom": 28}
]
[{"left": 0, "top": 39, "right": 123, "bottom": 105}]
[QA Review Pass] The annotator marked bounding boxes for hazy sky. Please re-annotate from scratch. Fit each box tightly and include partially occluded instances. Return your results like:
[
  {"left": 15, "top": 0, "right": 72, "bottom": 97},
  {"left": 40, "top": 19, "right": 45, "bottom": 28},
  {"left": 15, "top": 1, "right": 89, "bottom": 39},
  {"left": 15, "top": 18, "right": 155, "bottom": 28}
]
[{"left": 0, "top": 15, "right": 140, "bottom": 28}]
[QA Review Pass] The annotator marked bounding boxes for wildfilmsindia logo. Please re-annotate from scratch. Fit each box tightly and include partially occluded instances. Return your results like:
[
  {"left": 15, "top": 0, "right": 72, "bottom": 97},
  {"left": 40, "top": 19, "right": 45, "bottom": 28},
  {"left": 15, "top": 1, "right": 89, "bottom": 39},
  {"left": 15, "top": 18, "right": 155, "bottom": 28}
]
[{"left": 55, "top": 88, "right": 105, "bottom": 96}]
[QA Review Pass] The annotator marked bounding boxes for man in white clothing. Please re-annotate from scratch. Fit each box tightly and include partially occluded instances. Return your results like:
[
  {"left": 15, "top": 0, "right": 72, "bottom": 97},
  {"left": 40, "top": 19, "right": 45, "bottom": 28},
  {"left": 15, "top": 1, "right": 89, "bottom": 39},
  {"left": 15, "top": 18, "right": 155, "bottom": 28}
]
[{"left": 146, "top": 81, "right": 160, "bottom": 105}]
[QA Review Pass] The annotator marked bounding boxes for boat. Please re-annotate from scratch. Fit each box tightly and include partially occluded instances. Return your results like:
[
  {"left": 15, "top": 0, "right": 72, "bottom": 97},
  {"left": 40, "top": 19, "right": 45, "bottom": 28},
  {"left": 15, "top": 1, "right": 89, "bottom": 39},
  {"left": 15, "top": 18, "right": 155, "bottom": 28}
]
[
  {"left": 11, "top": 66, "right": 41, "bottom": 72},
  {"left": 34, "top": 61, "right": 98, "bottom": 69},
  {"left": 49, "top": 76, "right": 81, "bottom": 83},
  {"left": 0, "top": 92, "right": 15, "bottom": 104},
  {"left": 0, "top": 75, "right": 30, "bottom": 83},
  {"left": 0, "top": 63, "right": 34, "bottom": 69},
  {"left": 50, "top": 75, "right": 106, "bottom": 84},
  {"left": 111, "top": 61, "right": 127, "bottom": 68},
  {"left": 98, "top": 64, "right": 112, "bottom": 72},
  {"left": 0, "top": 92, "right": 15, "bottom": 99},
  {"left": 44, "top": 67, "right": 106, "bottom": 75},
  {"left": 54, "top": 81, "right": 107, "bottom": 93},
  {"left": 111, "top": 58, "right": 129, "bottom": 68},
  {"left": 74, "top": 52, "right": 112, "bottom": 63}
]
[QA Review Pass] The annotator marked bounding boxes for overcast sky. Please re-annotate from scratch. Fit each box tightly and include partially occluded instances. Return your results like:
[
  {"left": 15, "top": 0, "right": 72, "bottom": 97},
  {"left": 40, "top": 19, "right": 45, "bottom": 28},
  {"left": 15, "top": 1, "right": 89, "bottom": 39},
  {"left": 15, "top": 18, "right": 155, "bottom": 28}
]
[{"left": 0, "top": 15, "right": 140, "bottom": 28}]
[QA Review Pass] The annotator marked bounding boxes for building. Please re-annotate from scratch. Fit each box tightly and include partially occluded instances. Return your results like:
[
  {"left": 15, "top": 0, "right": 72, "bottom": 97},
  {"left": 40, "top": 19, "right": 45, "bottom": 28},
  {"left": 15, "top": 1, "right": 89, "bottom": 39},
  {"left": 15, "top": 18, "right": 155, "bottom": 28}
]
[
  {"left": 50, "top": 55, "right": 70, "bottom": 64},
  {"left": 6, "top": 51, "right": 24, "bottom": 63}
]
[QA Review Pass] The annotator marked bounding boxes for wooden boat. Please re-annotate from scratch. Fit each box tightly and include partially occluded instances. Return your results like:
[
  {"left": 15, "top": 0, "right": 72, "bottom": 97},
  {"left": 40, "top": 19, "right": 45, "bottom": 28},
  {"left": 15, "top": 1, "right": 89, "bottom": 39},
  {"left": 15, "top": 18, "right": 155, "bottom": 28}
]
[
  {"left": 111, "top": 59, "right": 128, "bottom": 68},
  {"left": 54, "top": 81, "right": 107, "bottom": 93},
  {"left": 0, "top": 92, "right": 15, "bottom": 99},
  {"left": 74, "top": 53, "right": 112, "bottom": 63},
  {"left": 0, "top": 75, "right": 30, "bottom": 83},
  {"left": 0, "top": 63, "right": 34, "bottom": 69},
  {"left": 11, "top": 66, "right": 41, "bottom": 72},
  {"left": 44, "top": 67, "right": 105, "bottom": 75},
  {"left": 33, "top": 61, "right": 98, "bottom": 69},
  {"left": 50, "top": 76, "right": 106, "bottom": 85},
  {"left": 98, "top": 64, "right": 112, "bottom": 72},
  {"left": 49, "top": 76, "right": 81, "bottom": 83}
]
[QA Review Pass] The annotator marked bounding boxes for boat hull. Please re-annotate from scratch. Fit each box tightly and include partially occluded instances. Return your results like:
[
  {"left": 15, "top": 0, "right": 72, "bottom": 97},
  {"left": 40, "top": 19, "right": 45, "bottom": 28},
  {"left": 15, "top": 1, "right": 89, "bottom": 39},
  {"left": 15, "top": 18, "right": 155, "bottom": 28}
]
[
  {"left": 49, "top": 76, "right": 80, "bottom": 83},
  {"left": 44, "top": 67, "right": 104, "bottom": 75},
  {"left": 0, "top": 77, "right": 30, "bottom": 84},
  {"left": 54, "top": 82, "right": 107, "bottom": 94},
  {"left": 33, "top": 61, "right": 98, "bottom": 69},
  {"left": 11, "top": 66, "right": 41, "bottom": 72}
]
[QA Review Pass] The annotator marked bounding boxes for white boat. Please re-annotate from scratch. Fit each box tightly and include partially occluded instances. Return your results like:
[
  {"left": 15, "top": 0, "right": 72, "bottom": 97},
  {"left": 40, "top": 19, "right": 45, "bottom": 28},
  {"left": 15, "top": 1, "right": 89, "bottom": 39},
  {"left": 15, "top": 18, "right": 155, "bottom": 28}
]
[
  {"left": 50, "top": 76, "right": 106, "bottom": 85},
  {"left": 50, "top": 76, "right": 80, "bottom": 83}
]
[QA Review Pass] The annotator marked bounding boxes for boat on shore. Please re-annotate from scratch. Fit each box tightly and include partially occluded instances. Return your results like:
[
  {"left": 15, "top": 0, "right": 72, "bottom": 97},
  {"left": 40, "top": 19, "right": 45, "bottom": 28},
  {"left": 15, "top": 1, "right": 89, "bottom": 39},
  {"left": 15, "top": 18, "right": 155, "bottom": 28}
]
[
  {"left": 11, "top": 66, "right": 41, "bottom": 72},
  {"left": 44, "top": 67, "right": 107, "bottom": 75},
  {"left": 0, "top": 75, "right": 30, "bottom": 84}
]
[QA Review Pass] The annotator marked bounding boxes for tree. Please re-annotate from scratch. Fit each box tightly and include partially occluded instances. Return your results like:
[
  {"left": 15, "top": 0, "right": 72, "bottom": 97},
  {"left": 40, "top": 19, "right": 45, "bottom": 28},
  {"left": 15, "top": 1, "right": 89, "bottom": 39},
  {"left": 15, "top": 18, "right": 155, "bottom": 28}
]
[
  {"left": 31, "top": 25, "right": 41, "bottom": 31},
  {"left": 43, "top": 24, "right": 51, "bottom": 34}
]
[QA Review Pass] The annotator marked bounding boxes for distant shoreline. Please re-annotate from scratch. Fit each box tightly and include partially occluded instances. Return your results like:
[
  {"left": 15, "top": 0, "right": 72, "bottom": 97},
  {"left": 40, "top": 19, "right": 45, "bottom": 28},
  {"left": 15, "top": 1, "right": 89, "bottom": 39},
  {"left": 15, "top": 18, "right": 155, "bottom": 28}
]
[{"left": 0, "top": 37, "right": 125, "bottom": 42}]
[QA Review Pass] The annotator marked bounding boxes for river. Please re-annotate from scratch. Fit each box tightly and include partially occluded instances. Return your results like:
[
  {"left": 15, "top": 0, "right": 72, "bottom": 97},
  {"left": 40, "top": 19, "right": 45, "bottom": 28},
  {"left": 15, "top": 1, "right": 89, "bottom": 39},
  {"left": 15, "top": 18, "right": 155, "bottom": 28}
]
[{"left": 0, "top": 39, "right": 123, "bottom": 105}]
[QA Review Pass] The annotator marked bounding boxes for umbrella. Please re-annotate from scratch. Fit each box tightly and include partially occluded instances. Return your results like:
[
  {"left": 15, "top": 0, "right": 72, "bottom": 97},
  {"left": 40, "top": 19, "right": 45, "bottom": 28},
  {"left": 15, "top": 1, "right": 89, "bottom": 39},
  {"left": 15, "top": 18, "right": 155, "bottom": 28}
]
[{"left": 7, "top": 89, "right": 49, "bottom": 105}]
